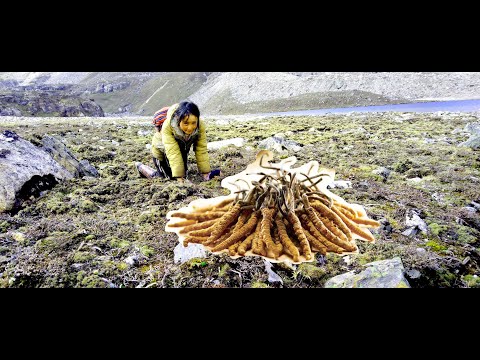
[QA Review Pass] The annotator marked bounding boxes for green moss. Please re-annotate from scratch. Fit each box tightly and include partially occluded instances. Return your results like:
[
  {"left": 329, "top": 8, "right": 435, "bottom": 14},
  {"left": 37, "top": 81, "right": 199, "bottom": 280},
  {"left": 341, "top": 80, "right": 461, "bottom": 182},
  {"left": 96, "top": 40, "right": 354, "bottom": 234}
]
[
  {"left": 72, "top": 251, "right": 95, "bottom": 263},
  {"left": 0, "top": 221, "right": 9, "bottom": 233},
  {"left": 45, "top": 194, "right": 70, "bottom": 214},
  {"left": 80, "top": 274, "right": 106, "bottom": 288},
  {"left": 218, "top": 264, "right": 230, "bottom": 277},
  {"left": 186, "top": 258, "right": 208, "bottom": 269},
  {"left": 139, "top": 265, "right": 151, "bottom": 273},
  {"left": 201, "top": 179, "right": 221, "bottom": 189},
  {"left": 462, "top": 275, "right": 480, "bottom": 288},
  {"left": 85, "top": 235, "right": 95, "bottom": 241},
  {"left": 117, "top": 262, "right": 129, "bottom": 271},
  {"left": 35, "top": 238, "right": 56, "bottom": 252},
  {"left": 251, "top": 281, "right": 270, "bottom": 288},
  {"left": 137, "top": 210, "right": 163, "bottom": 224},
  {"left": 11, "top": 232, "right": 28, "bottom": 245},
  {"left": 455, "top": 225, "right": 478, "bottom": 244},
  {"left": 437, "top": 270, "right": 457, "bottom": 287},
  {"left": 425, "top": 240, "right": 448, "bottom": 253},
  {"left": 109, "top": 238, "right": 130, "bottom": 249},
  {"left": 140, "top": 245, "right": 155, "bottom": 258},
  {"left": 393, "top": 159, "right": 414, "bottom": 173},
  {"left": 428, "top": 223, "right": 448, "bottom": 236},
  {"left": 293, "top": 263, "right": 327, "bottom": 281},
  {"left": 79, "top": 199, "right": 98, "bottom": 213}
]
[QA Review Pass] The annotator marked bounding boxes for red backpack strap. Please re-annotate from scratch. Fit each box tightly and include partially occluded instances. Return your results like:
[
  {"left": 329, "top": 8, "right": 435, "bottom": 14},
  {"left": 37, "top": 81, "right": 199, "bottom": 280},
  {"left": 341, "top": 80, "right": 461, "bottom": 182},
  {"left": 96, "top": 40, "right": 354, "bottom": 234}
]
[{"left": 153, "top": 106, "right": 170, "bottom": 127}]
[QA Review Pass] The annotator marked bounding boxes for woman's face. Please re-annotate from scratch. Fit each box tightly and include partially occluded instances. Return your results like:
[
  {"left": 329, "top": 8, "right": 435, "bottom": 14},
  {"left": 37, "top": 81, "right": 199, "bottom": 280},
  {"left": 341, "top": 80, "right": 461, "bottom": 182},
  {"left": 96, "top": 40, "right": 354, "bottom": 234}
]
[{"left": 179, "top": 114, "right": 198, "bottom": 136}]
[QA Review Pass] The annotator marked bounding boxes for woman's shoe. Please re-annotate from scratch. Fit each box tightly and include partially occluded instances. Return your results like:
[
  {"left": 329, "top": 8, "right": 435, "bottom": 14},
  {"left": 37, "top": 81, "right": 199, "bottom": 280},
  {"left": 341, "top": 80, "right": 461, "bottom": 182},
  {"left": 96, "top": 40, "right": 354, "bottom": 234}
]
[{"left": 135, "top": 162, "right": 158, "bottom": 179}]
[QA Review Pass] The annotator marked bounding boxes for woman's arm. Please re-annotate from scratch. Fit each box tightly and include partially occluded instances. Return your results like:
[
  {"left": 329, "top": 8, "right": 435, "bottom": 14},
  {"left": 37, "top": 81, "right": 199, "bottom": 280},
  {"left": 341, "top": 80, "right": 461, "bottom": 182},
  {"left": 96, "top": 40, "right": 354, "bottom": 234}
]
[{"left": 194, "top": 120, "right": 211, "bottom": 175}]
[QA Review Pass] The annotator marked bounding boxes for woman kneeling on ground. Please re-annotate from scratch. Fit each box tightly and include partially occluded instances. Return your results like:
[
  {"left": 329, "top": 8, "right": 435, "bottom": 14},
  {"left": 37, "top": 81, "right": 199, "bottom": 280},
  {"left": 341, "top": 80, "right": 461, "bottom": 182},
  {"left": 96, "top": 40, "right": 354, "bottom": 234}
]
[{"left": 136, "top": 101, "right": 221, "bottom": 182}]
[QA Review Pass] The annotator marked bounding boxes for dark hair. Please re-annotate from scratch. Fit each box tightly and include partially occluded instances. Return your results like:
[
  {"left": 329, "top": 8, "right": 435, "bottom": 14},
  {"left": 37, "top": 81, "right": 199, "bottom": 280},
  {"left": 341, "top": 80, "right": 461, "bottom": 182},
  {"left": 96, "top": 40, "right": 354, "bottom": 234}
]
[{"left": 173, "top": 101, "right": 200, "bottom": 123}]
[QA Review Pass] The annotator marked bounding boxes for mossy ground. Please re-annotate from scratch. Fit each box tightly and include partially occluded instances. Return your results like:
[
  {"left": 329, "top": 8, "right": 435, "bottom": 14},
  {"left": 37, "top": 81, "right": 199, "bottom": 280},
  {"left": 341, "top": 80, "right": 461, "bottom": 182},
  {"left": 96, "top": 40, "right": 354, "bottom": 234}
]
[{"left": 0, "top": 112, "right": 479, "bottom": 287}]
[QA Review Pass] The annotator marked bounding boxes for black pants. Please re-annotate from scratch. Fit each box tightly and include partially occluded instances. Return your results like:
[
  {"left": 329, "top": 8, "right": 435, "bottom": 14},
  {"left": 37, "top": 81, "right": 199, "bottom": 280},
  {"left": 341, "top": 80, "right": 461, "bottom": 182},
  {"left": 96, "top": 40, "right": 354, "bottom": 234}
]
[
  {"left": 152, "top": 152, "right": 188, "bottom": 179},
  {"left": 152, "top": 157, "right": 172, "bottom": 179}
]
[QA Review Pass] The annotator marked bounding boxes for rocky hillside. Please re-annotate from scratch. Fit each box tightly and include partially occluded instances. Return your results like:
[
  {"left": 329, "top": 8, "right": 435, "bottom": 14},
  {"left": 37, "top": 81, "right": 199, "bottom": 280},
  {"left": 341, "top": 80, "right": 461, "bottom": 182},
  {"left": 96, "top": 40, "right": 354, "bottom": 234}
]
[
  {"left": 1, "top": 72, "right": 480, "bottom": 116},
  {"left": 0, "top": 91, "right": 104, "bottom": 117}
]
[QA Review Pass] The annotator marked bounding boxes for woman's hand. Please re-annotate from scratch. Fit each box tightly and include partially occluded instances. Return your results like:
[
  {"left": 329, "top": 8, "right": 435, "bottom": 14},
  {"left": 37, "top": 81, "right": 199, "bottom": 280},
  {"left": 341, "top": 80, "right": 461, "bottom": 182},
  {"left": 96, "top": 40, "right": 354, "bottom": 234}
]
[{"left": 203, "top": 170, "right": 222, "bottom": 181}]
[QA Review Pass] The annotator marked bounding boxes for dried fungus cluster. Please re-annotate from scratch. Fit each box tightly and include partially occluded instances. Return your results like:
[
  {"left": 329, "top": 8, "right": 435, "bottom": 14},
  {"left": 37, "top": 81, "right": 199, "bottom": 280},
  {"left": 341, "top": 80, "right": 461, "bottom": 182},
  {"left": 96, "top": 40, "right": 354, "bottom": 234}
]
[{"left": 166, "top": 150, "right": 380, "bottom": 263}]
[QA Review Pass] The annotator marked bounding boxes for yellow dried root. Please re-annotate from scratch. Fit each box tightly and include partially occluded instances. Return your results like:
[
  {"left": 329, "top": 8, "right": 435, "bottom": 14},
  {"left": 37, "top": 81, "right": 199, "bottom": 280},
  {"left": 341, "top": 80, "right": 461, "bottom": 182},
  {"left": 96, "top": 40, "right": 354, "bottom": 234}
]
[
  {"left": 183, "top": 235, "right": 210, "bottom": 246},
  {"left": 168, "top": 219, "right": 197, "bottom": 227},
  {"left": 300, "top": 214, "right": 343, "bottom": 254},
  {"left": 310, "top": 199, "right": 352, "bottom": 240},
  {"left": 336, "top": 206, "right": 381, "bottom": 227},
  {"left": 355, "top": 218, "right": 381, "bottom": 227},
  {"left": 304, "top": 199, "right": 357, "bottom": 252},
  {"left": 286, "top": 211, "right": 312, "bottom": 260},
  {"left": 203, "top": 226, "right": 233, "bottom": 247},
  {"left": 275, "top": 214, "right": 300, "bottom": 262},
  {"left": 300, "top": 214, "right": 356, "bottom": 254},
  {"left": 206, "top": 202, "right": 243, "bottom": 244},
  {"left": 261, "top": 208, "right": 282, "bottom": 259},
  {"left": 179, "top": 219, "right": 219, "bottom": 234},
  {"left": 302, "top": 225, "right": 329, "bottom": 255},
  {"left": 251, "top": 219, "right": 267, "bottom": 256},
  {"left": 192, "top": 197, "right": 234, "bottom": 213},
  {"left": 331, "top": 206, "right": 376, "bottom": 242},
  {"left": 237, "top": 232, "right": 255, "bottom": 256},
  {"left": 333, "top": 201, "right": 357, "bottom": 218},
  {"left": 229, "top": 242, "right": 241, "bottom": 256},
  {"left": 211, "top": 211, "right": 259, "bottom": 252},
  {"left": 187, "top": 225, "right": 216, "bottom": 238},
  {"left": 170, "top": 211, "right": 225, "bottom": 222},
  {"left": 272, "top": 227, "right": 284, "bottom": 253},
  {"left": 204, "top": 209, "right": 250, "bottom": 247},
  {"left": 317, "top": 214, "right": 348, "bottom": 241}
]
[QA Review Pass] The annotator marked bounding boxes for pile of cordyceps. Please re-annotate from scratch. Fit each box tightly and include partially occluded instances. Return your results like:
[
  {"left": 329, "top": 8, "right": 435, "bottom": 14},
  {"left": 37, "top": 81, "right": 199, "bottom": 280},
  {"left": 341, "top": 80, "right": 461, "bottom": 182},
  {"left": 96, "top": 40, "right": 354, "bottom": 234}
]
[{"left": 166, "top": 151, "right": 380, "bottom": 263}]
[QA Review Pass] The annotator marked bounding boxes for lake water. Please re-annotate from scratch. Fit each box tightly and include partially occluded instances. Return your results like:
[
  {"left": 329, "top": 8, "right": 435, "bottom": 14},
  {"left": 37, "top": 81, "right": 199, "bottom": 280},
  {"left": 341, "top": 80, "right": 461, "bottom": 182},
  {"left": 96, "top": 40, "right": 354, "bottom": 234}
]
[{"left": 258, "top": 99, "right": 480, "bottom": 117}]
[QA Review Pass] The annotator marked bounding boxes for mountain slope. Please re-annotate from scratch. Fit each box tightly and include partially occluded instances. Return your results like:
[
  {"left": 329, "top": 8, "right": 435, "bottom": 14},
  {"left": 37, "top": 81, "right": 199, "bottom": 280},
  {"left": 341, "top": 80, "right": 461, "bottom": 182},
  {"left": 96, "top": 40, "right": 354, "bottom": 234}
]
[{"left": 1, "top": 72, "right": 480, "bottom": 116}]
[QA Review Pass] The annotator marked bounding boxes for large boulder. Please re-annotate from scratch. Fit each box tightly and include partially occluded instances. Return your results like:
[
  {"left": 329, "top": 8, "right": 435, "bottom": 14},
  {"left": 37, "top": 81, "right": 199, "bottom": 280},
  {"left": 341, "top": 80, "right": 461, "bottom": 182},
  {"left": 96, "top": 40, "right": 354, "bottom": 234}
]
[{"left": 0, "top": 130, "right": 73, "bottom": 212}]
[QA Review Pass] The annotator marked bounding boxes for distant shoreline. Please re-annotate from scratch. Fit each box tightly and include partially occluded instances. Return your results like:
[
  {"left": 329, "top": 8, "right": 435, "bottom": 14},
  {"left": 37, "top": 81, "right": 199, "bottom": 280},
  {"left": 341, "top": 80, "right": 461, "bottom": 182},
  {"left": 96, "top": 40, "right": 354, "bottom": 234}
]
[{"left": 2, "top": 98, "right": 480, "bottom": 126}]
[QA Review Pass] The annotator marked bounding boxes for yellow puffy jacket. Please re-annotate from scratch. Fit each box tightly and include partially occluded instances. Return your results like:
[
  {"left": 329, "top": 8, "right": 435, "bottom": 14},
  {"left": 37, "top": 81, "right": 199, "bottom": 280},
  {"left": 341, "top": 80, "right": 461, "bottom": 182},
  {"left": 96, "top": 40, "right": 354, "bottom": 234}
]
[{"left": 151, "top": 103, "right": 211, "bottom": 178}]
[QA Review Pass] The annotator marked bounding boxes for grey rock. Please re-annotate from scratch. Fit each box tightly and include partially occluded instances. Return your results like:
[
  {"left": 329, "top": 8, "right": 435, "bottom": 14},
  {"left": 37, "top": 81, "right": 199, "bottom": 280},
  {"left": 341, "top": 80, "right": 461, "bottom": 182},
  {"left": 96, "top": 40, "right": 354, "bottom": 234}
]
[
  {"left": 125, "top": 256, "right": 139, "bottom": 267},
  {"left": 41, "top": 135, "right": 99, "bottom": 178},
  {"left": 465, "top": 122, "right": 480, "bottom": 136},
  {"left": 0, "top": 131, "right": 72, "bottom": 212},
  {"left": 406, "top": 269, "right": 421, "bottom": 279},
  {"left": 263, "top": 259, "right": 283, "bottom": 284},
  {"left": 324, "top": 257, "right": 410, "bottom": 288},
  {"left": 326, "top": 180, "right": 352, "bottom": 189},
  {"left": 416, "top": 247, "right": 427, "bottom": 255},
  {"left": 173, "top": 243, "right": 207, "bottom": 264},
  {"left": 258, "top": 136, "right": 303, "bottom": 153},
  {"left": 459, "top": 135, "right": 480, "bottom": 149},
  {"left": 402, "top": 227, "right": 419, "bottom": 237},
  {"left": 372, "top": 167, "right": 391, "bottom": 180},
  {"left": 405, "top": 210, "right": 428, "bottom": 234}
]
